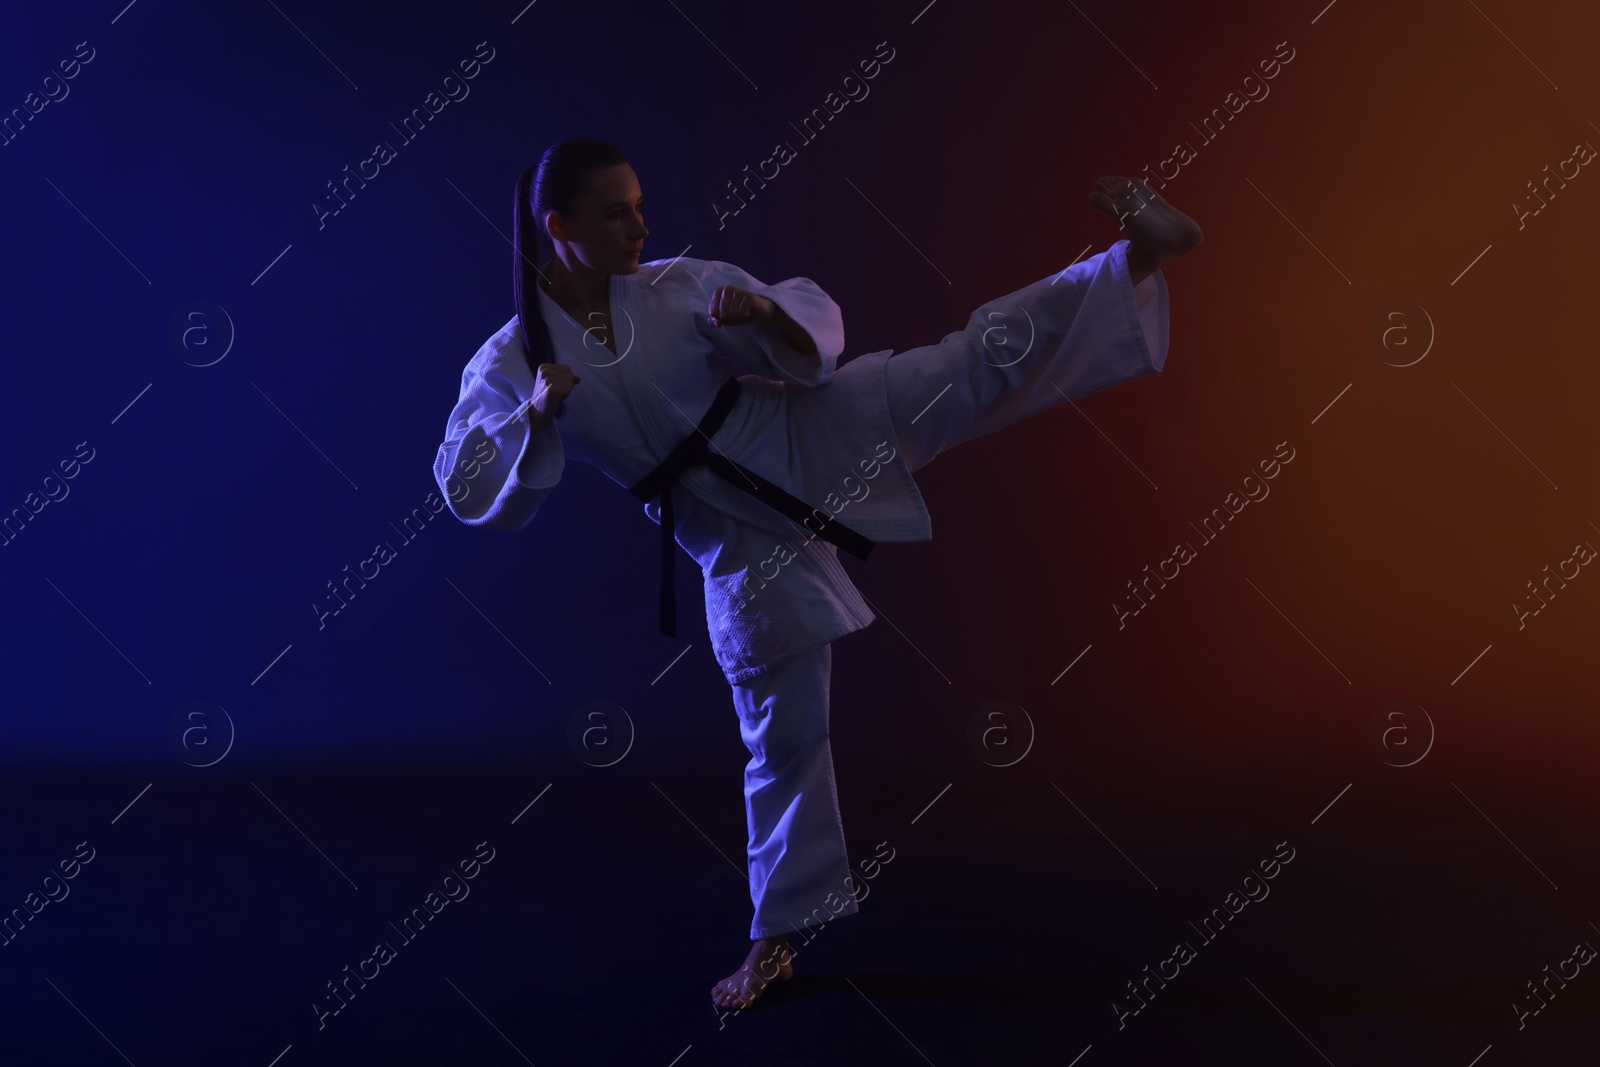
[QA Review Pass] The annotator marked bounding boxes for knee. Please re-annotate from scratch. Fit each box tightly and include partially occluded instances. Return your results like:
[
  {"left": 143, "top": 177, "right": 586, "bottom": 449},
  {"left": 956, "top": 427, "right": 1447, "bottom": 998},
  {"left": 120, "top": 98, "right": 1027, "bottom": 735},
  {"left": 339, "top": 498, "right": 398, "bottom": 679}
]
[
  {"left": 757, "top": 719, "right": 831, "bottom": 773},
  {"left": 736, "top": 699, "right": 771, "bottom": 728}
]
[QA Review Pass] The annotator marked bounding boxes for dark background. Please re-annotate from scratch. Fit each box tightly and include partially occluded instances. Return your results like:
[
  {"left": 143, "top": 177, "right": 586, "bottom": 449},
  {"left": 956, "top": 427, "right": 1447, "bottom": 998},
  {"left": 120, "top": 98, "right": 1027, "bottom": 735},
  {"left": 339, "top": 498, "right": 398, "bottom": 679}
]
[{"left": 2, "top": 0, "right": 1597, "bottom": 1063}]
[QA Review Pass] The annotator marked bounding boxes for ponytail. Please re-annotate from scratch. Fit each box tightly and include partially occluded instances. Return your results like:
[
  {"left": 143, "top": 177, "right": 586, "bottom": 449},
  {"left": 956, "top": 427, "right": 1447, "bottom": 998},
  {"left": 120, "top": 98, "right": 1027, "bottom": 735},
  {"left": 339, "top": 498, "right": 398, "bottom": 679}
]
[{"left": 513, "top": 165, "right": 552, "bottom": 374}]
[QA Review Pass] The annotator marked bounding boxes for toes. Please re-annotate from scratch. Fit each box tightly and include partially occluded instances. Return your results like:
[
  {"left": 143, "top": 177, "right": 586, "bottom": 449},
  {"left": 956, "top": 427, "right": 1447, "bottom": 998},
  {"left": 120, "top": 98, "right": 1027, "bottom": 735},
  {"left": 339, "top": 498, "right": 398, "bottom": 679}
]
[{"left": 710, "top": 979, "right": 757, "bottom": 1011}]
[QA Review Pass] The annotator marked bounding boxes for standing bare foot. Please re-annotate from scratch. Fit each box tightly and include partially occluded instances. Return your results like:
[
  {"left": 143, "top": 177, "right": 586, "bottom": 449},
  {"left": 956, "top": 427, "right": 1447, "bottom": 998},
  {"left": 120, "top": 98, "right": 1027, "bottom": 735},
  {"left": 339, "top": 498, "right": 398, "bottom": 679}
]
[
  {"left": 710, "top": 935, "right": 794, "bottom": 1011},
  {"left": 1087, "top": 175, "right": 1203, "bottom": 279}
]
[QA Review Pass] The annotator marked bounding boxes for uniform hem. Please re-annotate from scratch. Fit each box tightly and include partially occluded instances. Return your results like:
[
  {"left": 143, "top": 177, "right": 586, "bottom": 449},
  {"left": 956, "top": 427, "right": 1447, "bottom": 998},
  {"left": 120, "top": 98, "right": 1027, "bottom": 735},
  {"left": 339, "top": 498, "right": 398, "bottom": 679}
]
[
  {"left": 1111, "top": 238, "right": 1171, "bottom": 375},
  {"left": 721, "top": 622, "right": 861, "bottom": 687},
  {"left": 751, "top": 895, "right": 861, "bottom": 940}
]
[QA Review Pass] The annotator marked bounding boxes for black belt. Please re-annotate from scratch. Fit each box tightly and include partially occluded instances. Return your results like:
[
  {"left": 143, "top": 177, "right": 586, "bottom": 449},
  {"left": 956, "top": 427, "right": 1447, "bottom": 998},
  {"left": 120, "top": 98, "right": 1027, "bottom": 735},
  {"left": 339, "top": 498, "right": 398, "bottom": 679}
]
[{"left": 628, "top": 377, "right": 875, "bottom": 638}]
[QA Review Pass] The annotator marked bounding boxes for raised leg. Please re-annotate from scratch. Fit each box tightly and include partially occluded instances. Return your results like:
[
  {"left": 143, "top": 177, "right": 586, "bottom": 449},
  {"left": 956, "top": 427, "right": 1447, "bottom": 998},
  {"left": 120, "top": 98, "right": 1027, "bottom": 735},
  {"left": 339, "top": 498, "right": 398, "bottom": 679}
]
[{"left": 885, "top": 238, "right": 1169, "bottom": 474}]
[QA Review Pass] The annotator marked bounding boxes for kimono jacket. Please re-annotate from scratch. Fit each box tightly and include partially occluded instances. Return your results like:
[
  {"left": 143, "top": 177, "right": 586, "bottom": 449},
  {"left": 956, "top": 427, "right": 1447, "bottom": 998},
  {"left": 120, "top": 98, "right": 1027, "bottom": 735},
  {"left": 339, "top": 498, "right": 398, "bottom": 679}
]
[{"left": 434, "top": 247, "right": 1168, "bottom": 685}]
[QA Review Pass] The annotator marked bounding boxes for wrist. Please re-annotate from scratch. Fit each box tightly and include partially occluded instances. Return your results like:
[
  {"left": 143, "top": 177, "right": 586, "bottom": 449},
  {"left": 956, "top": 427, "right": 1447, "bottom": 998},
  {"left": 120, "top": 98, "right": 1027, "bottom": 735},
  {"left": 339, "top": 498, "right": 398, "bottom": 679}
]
[{"left": 525, "top": 402, "right": 549, "bottom": 434}]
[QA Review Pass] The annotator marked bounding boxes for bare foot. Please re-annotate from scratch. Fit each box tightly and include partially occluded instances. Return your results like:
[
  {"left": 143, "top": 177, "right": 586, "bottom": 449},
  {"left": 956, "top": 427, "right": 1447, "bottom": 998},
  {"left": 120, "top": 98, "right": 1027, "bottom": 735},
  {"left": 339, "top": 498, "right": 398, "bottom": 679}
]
[
  {"left": 710, "top": 935, "right": 794, "bottom": 1011},
  {"left": 1087, "top": 175, "right": 1203, "bottom": 272}
]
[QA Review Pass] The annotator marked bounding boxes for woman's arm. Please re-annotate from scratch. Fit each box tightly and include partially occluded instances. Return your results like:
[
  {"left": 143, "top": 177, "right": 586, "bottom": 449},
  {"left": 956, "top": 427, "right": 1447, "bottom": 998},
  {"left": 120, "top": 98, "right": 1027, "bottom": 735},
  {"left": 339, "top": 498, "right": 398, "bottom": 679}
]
[
  {"left": 434, "top": 343, "right": 565, "bottom": 531},
  {"left": 767, "top": 301, "right": 820, "bottom": 358},
  {"left": 693, "top": 259, "right": 844, "bottom": 386},
  {"left": 709, "top": 287, "right": 823, "bottom": 373}
]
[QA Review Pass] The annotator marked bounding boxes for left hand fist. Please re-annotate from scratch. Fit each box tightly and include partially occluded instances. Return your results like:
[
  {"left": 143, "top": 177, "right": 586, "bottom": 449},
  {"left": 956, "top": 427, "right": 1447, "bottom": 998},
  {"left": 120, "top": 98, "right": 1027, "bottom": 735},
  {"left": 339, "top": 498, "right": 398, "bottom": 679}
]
[{"left": 706, "top": 285, "right": 774, "bottom": 328}]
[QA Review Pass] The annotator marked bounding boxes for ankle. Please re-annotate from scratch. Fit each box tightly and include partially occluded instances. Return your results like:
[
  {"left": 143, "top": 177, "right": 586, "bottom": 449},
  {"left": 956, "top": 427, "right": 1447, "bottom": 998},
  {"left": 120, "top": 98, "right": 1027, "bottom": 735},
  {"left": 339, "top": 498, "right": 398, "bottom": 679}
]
[{"left": 1127, "top": 245, "right": 1161, "bottom": 287}]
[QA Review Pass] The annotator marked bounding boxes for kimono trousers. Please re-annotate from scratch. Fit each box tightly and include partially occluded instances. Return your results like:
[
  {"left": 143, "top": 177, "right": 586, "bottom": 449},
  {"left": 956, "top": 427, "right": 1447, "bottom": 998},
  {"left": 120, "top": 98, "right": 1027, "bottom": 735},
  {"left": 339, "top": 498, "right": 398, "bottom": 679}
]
[{"left": 434, "top": 239, "right": 1169, "bottom": 939}]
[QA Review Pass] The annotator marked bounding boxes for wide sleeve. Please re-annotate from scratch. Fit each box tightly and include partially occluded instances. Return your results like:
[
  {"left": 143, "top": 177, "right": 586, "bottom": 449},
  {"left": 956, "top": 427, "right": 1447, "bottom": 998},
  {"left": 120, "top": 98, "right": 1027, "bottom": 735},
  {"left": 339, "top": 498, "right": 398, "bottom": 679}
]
[
  {"left": 432, "top": 345, "right": 564, "bottom": 531},
  {"left": 690, "top": 259, "right": 845, "bottom": 387}
]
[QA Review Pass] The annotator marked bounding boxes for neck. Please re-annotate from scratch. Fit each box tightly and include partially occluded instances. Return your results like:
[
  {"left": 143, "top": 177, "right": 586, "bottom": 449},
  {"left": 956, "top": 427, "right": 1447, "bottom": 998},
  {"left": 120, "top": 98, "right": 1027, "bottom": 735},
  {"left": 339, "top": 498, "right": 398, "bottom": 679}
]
[{"left": 543, "top": 251, "right": 610, "bottom": 312}]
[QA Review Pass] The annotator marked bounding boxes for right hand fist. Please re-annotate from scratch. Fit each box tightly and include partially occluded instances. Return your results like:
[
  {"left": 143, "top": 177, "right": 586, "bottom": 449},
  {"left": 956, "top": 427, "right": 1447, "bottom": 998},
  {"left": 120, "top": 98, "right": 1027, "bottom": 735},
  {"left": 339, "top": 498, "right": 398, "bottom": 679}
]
[{"left": 530, "top": 362, "right": 581, "bottom": 424}]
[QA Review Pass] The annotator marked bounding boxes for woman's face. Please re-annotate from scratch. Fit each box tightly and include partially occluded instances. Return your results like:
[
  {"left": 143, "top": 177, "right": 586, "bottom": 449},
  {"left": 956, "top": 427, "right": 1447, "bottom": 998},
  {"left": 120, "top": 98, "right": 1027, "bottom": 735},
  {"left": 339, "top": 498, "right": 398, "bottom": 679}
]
[{"left": 548, "top": 163, "right": 649, "bottom": 275}]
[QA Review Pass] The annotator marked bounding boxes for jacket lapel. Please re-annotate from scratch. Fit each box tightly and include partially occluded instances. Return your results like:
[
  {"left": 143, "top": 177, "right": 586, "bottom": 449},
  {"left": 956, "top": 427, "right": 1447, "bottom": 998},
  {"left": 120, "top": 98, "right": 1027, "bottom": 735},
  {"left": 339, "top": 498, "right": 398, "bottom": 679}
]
[{"left": 614, "top": 267, "right": 695, "bottom": 460}]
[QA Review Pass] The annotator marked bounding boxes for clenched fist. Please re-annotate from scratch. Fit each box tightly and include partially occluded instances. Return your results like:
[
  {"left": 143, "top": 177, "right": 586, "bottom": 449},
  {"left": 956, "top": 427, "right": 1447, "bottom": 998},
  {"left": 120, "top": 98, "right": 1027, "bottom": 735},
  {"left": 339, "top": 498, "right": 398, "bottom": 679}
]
[
  {"left": 530, "top": 362, "right": 581, "bottom": 427},
  {"left": 706, "top": 284, "right": 774, "bottom": 328}
]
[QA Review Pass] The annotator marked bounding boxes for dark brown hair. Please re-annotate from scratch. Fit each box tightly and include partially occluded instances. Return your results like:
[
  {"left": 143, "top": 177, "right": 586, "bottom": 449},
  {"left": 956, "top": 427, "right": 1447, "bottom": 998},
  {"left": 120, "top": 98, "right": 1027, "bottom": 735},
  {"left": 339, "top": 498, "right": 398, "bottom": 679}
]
[{"left": 513, "top": 138, "right": 629, "bottom": 373}]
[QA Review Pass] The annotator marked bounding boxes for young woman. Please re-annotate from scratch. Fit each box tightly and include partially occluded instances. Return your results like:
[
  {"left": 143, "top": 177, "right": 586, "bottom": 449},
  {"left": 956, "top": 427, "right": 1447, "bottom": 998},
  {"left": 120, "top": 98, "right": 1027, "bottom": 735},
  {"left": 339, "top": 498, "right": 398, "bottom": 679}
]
[{"left": 434, "top": 138, "right": 1201, "bottom": 1013}]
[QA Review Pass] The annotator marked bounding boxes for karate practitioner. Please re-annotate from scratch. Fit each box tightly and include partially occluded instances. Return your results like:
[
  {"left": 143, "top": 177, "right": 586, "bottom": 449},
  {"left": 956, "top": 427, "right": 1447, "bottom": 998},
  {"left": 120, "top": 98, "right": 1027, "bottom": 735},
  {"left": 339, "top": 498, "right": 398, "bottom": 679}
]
[{"left": 433, "top": 138, "right": 1201, "bottom": 1014}]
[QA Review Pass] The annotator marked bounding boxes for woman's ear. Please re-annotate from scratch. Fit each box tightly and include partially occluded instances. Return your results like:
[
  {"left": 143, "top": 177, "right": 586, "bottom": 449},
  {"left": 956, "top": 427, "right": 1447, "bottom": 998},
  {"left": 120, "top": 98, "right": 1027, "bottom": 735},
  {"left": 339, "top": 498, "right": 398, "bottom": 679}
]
[{"left": 543, "top": 210, "right": 567, "bottom": 242}]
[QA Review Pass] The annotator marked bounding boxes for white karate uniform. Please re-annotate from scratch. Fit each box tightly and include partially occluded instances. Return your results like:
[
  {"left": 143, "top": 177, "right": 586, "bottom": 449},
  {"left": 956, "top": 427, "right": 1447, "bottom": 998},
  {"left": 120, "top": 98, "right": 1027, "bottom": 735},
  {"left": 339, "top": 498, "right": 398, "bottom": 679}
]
[{"left": 434, "top": 239, "right": 1169, "bottom": 939}]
